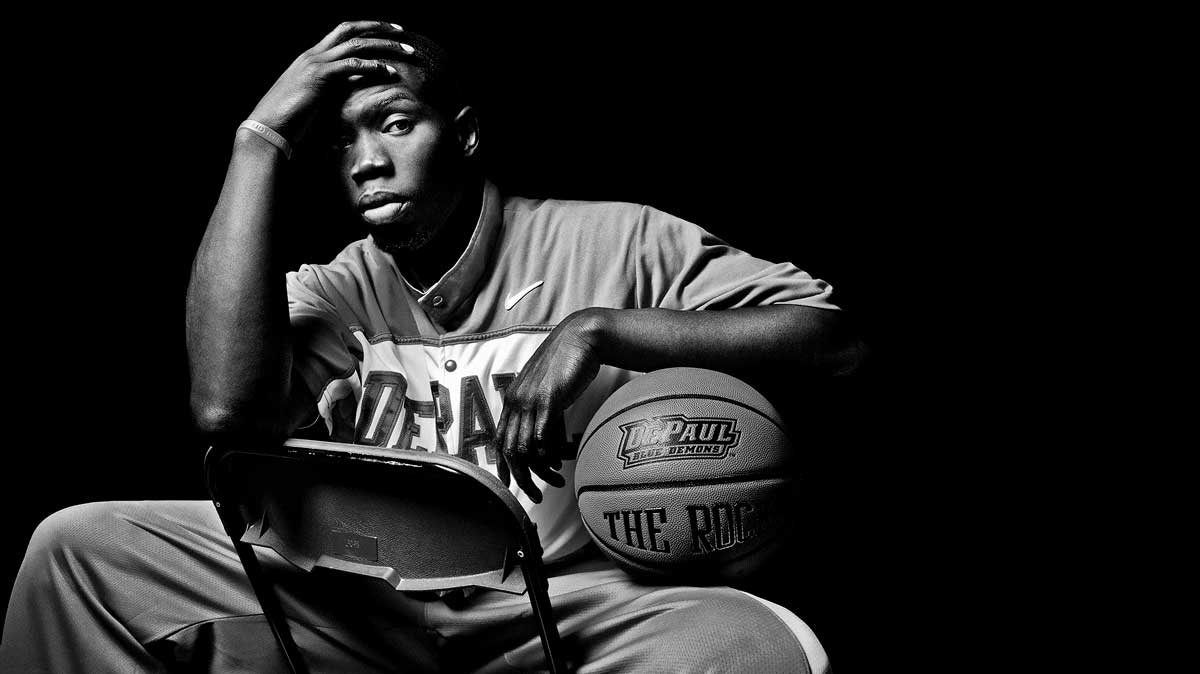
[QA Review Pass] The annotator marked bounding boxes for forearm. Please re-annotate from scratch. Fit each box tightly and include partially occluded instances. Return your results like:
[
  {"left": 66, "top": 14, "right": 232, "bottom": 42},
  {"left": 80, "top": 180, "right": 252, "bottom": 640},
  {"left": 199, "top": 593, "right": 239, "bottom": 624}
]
[
  {"left": 582, "top": 305, "right": 864, "bottom": 380},
  {"left": 185, "top": 130, "right": 294, "bottom": 438}
]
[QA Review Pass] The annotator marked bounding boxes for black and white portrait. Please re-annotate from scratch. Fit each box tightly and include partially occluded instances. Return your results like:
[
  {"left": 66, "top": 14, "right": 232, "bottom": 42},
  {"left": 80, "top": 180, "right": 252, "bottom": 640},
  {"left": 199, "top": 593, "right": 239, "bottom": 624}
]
[{"left": 0, "top": 8, "right": 960, "bottom": 673}]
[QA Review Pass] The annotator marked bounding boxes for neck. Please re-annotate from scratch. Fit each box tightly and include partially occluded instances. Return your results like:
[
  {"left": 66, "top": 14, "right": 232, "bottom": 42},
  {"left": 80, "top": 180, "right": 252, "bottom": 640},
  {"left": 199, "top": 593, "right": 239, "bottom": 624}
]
[{"left": 395, "top": 175, "right": 484, "bottom": 291}]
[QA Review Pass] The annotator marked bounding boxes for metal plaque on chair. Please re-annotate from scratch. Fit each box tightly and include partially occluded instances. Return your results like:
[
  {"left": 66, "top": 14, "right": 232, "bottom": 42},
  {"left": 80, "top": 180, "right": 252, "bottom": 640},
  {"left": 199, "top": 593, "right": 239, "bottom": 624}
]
[{"left": 325, "top": 530, "right": 379, "bottom": 562}]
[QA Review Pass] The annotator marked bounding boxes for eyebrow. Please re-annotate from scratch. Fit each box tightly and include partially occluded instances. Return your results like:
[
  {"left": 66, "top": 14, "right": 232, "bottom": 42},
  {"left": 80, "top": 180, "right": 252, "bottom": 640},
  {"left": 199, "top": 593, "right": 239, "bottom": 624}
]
[
  {"left": 339, "top": 91, "right": 419, "bottom": 131},
  {"left": 368, "top": 92, "right": 417, "bottom": 112}
]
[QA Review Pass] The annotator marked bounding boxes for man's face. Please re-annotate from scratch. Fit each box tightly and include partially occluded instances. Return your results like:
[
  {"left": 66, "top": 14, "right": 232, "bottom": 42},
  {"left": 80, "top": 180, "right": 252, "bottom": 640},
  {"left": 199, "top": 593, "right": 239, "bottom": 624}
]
[{"left": 334, "top": 63, "right": 464, "bottom": 252}]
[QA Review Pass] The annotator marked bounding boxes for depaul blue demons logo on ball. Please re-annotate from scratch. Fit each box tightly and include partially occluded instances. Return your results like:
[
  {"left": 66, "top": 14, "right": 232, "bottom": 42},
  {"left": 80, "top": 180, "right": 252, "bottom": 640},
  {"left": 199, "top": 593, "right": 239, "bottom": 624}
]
[{"left": 616, "top": 414, "right": 741, "bottom": 469}]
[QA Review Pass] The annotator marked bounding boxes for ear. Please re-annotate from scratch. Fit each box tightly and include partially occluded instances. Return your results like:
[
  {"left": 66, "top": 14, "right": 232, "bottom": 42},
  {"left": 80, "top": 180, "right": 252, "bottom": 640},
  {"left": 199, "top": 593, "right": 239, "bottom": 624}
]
[{"left": 453, "top": 106, "right": 480, "bottom": 158}]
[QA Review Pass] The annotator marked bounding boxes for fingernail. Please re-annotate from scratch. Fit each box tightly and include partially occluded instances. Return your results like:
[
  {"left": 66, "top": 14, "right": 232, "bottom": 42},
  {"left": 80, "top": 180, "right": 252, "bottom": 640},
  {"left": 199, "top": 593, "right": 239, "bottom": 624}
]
[
  {"left": 400, "top": 42, "right": 416, "bottom": 54},
  {"left": 385, "top": 64, "right": 398, "bottom": 76},
  {"left": 391, "top": 23, "right": 404, "bottom": 31}
]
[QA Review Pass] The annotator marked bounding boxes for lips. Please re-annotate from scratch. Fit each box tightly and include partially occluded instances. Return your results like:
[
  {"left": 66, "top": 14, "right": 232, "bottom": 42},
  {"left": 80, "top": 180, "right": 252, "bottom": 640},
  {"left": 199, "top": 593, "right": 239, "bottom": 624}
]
[
  {"left": 357, "top": 192, "right": 409, "bottom": 225},
  {"left": 357, "top": 191, "right": 404, "bottom": 211}
]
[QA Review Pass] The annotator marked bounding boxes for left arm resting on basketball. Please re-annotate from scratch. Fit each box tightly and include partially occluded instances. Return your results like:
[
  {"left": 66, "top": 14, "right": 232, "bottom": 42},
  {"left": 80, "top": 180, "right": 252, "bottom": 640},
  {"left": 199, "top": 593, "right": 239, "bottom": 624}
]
[
  {"left": 495, "top": 305, "right": 865, "bottom": 501},
  {"left": 587, "top": 305, "right": 863, "bottom": 378}
]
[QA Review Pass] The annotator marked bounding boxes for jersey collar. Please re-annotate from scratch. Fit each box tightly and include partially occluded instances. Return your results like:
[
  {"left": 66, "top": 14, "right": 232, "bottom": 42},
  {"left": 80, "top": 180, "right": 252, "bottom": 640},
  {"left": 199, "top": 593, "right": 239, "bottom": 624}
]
[{"left": 370, "top": 179, "right": 502, "bottom": 325}]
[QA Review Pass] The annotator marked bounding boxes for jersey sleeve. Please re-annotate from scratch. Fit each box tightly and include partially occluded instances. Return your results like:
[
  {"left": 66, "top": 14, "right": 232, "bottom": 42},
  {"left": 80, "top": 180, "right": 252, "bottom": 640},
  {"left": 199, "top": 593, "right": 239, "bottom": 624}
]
[
  {"left": 286, "top": 265, "right": 362, "bottom": 436},
  {"left": 632, "top": 206, "right": 839, "bottom": 311}
]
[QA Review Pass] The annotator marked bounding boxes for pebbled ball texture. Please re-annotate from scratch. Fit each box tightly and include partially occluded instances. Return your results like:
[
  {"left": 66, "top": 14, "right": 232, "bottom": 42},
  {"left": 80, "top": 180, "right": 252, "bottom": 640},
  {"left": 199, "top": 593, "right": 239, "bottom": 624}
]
[{"left": 575, "top": 367, "right": 795, "bottom": 582}]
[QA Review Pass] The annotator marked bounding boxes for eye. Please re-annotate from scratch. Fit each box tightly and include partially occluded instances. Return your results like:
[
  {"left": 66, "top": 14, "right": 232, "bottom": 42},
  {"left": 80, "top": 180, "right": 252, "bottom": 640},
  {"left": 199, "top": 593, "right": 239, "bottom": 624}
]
[{"left": 383, "top": 117, "right": 414, "bottom": 135}]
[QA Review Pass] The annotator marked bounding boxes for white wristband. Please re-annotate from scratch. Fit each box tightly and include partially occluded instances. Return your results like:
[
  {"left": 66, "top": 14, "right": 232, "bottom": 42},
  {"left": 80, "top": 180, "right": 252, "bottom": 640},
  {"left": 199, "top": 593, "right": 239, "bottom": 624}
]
[{"left": 238, "top": 119, "right": 293, "bottom": 160}]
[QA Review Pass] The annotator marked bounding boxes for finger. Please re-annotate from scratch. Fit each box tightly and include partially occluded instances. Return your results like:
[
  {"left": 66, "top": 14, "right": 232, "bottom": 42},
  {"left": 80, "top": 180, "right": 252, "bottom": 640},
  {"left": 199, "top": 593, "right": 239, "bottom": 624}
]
[
  {"left": 512, "top": 459, "right": 542, "bottom": 504},
  {"left": 532, "top": 405, "right": 552, "bottom": 459},
  {"left": 314, "top": 20, "right": 405, "bottom": 52},
  {"left": 541, "top": 414, "right": 567, "bottom": 468},
  {"left": 320, "top": 58, "right": 400, "bottom": 82},
  {"left": 501, "top": 405, "right": 523, "bottom": 462},
  {"left": 504, "top": 411, "right": 541, "bottom": 503},
  {"left": 515, "top": 407, "right": 536, "bottom": 461},
  {"left": 530, "top": 462, "right": 566, "bottom": 489},
  {"left": 494, "top": 413, "right": 511, "bottom": 487},
  {"left": 496, "top": 452, "right": 511, "bottom": 487},
  {"left": 320, "top": 38, "right": 416, "bottom": 64},
  {"left": 505, "top": 442, "right": 542, "bottom": 503}
]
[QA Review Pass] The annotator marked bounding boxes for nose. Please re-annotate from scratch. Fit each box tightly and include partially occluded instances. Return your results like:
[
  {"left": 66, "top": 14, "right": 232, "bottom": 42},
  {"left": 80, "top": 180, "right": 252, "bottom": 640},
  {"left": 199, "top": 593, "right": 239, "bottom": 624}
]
[{"left": 348, "top": 134, "right": 392, "bottom": 185}]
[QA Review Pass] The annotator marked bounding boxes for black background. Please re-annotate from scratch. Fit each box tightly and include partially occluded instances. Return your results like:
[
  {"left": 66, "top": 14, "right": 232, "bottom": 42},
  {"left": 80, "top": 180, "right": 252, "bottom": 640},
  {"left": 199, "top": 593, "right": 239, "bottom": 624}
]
[{"left": 1, "top": 5, "right": 1011, "bottom": 671}]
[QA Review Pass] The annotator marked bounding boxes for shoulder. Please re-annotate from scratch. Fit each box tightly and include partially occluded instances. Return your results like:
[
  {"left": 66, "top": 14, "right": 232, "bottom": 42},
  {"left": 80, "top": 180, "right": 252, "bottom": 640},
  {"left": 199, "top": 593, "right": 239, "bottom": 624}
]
[
  {"left": 287, "top": 239, "right": 383, "bottom": 299},
  {"left": 496, "top": 194, "right": 723, "bottom": 265},
  {"left": 501, "top": 194, "right": 653, "bottom": 234},
  {"left": 497, "top": 194, "right": 706, "bottom": 250}
]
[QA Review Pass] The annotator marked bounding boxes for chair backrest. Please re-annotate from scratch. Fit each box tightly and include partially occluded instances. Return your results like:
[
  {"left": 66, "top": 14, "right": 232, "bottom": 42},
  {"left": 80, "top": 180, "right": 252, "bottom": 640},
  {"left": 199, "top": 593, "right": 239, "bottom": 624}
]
[
  {"left": 206, "top": 438, "right": 567, "bottom": 673},
  {"left": 206, "top": 438, "right": 540, "bottom": 594}
]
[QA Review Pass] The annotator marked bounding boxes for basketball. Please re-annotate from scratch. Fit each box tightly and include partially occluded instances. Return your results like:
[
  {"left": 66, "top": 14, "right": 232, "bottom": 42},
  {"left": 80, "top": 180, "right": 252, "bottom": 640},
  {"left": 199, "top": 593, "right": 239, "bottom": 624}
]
[{"left": 574, "top": 367, "right": 795, "bottom": 582}]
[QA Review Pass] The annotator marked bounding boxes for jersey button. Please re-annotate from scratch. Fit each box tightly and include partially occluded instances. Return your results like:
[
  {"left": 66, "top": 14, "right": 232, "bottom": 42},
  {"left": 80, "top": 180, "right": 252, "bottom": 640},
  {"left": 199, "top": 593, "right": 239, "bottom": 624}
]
[
  {"left": 431, "top": 295, "right": 445, "bottom": 307},
  {"left": 445, "top": 360, "right": 457, "bottom": 372}
]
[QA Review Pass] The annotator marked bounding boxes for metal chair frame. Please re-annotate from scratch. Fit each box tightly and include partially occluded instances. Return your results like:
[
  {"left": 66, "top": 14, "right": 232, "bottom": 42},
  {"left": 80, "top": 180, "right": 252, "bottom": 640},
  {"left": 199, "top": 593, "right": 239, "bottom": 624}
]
[{"left": 205, "top": 438, "right": 567, "bottom": 674}]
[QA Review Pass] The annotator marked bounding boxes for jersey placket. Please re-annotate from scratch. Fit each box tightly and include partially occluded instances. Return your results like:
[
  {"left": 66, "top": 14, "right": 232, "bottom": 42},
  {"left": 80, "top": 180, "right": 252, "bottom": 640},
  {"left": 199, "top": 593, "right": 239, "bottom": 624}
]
[{"left": 426, "top": 343, "right": 456, "bottom": 455}]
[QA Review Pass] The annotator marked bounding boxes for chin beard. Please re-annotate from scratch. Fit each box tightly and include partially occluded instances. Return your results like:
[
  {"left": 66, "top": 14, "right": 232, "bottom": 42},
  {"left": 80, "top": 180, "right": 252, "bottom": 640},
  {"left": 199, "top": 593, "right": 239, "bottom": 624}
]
[{"left": 371, "top": 221, "right": 439, "bottom": 254}]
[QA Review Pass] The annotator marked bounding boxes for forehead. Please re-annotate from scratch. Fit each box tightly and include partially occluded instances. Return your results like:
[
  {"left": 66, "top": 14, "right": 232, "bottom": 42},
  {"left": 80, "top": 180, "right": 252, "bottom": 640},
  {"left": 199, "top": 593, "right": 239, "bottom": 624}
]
[{"left": 339, "top": 61, "right": 430, "bottom": 122}]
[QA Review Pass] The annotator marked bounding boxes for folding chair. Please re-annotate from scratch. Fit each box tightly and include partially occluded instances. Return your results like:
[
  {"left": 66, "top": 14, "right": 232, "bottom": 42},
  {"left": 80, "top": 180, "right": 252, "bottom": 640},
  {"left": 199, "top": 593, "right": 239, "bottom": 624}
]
[{"left": 204, "top": 438, "right": 568, "bottom": 674}]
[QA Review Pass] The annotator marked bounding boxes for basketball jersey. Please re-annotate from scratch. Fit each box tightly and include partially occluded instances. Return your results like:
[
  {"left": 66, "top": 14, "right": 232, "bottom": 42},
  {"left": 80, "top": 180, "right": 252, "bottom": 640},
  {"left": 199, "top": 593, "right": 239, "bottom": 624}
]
[{"left": 285, "top": 180, "right": 838, "bottom": 561}]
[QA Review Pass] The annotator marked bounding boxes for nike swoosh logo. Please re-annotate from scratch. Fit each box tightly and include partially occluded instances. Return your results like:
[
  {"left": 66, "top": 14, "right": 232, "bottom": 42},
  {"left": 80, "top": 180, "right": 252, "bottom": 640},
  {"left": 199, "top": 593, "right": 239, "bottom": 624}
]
[{"left": 505, "top": 280, "right": 544, "bottom": 310}]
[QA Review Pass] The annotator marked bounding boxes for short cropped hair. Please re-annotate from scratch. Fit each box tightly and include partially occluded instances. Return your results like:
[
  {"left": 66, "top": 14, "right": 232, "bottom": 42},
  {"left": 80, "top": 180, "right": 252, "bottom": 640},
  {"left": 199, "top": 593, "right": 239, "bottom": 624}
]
[{"left": 391, "top": 32, "right": 465, "bottom": 115}]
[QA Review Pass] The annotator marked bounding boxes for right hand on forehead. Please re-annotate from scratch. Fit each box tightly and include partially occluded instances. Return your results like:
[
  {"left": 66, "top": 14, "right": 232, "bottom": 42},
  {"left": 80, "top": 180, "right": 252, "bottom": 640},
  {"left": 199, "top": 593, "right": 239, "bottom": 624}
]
[{"left": 248, "top": 21, "right": 414, "bottom": 149}]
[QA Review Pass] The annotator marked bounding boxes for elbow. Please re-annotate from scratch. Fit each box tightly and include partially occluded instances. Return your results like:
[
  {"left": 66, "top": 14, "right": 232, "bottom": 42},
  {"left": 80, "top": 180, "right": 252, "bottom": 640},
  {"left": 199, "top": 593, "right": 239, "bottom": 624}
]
[
  {"left": 190, "top": 400, "right": 237, "bottom": 438},
  {"left": 831, "top": 334, "right": 869, "bottom": 377},
  {"left": 822, "top": 310, "right": 869, "bottom": 378},
  {"left": 189, "top": 396, "right": 283, "bottom": 445},
  {"left": 783, "top": 306, "right": 867, "bottom": 378}
]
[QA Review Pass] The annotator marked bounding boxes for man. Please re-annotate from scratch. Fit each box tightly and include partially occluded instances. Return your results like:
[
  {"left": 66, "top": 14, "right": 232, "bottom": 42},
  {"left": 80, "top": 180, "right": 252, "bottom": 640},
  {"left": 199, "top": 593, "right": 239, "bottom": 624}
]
[{"left": 2, "top": 22, "right": 860, "bottom": 673}]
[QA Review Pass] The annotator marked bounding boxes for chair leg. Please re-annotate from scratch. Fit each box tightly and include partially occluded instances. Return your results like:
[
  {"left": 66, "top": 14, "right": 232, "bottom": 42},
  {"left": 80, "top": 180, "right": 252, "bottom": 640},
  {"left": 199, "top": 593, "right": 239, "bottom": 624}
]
[
  {"left": 231, "top": 540, "right": 312, "bottom": 674},
  {"left": 518, "top": 550, "right": 568, "bottom": 674},
  {"left": 212, "top": 492, "right": 312, "bottom": 674}
]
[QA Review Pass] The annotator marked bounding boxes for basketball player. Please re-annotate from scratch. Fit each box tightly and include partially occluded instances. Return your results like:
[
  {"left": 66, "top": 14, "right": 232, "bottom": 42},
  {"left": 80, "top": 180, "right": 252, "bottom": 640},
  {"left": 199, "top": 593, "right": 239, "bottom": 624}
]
[{"left": 1, "top": 22, "right": 862, "bottom": 673}]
